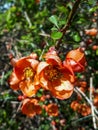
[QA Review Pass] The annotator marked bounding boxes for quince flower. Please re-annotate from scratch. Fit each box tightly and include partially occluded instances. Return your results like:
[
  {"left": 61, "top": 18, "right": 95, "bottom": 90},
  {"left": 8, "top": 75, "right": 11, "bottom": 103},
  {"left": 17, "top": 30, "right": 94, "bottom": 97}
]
[
  {"left": 45, "top": 103, "right": 59, "bottom": 116},
  {"left": 8, "top": 53, "right": 40, "bottom": 97},
  {"left": 21, "top": 98, "right": 42, "bottom": 117},
  {"left": 37, "top": 48, "right": 75, "bottom": 100},
  {"left": 64, "top": 48, "right": 86, "bottom": 72}
]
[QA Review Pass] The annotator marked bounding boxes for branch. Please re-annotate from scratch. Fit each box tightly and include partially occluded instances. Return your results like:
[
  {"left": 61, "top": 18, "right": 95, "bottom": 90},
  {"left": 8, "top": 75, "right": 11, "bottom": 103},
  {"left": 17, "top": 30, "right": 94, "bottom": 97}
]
[
  {"left": 74, "top": 87, "right": 98, "bottom": 118},
  {"left": 55, "top": 0, "right": 82, "bottom": 49},
  {"left": 89, "top": 76, "right": 97, "bottom": 129}
]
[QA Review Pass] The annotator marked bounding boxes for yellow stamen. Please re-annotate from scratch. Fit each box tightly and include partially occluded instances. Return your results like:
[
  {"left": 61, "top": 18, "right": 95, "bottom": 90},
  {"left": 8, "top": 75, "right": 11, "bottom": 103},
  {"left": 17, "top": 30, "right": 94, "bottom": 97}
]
[
  {"left": 24, "top": 67, "right": 35, "bottom": 79},
  {"left": 45, "top": 66, "right": 62, "bottom": 81}
]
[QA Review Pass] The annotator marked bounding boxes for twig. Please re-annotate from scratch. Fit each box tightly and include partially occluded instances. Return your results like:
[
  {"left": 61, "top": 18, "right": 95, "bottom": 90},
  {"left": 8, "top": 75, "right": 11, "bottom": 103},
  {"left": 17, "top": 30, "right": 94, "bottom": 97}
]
[
  {"left": 39, "top": 30, "right": 50, "bottom": 37},
  {"left": 55, "top": 0, "right": 81, "bottom": 49},
  {"left": 0, "top": 71, "right": 4, "bottom": 85},
  {"left": 89, "top": 76, "right": 97, "bottom": 129},
  {"left": 39, "top": 40, "right": 49, "bottom": 61},
  {"left": 74, "top": 88, "right": 98, "bottom": 127},
  {"left": 71, "top": 115, "right": 92, "bottom": 123},
  {"left": 24, "top": 11, "right": 32, "bottom": 27},
  {"left": 74, "top": 87, "right": 98, "bottom": 117},
  {"left": 39, "top": 30, "right": 49, "bottom": 60}
]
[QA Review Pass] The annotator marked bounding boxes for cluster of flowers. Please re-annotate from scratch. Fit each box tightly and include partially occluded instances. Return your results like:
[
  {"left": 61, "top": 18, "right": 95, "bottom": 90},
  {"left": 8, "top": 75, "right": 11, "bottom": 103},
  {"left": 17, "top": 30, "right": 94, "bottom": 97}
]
[
  {"left": 8, "top": 47, "right": 86, "bottom": 117},
  {"left": 70, "top": 78, "right": 98, "bottom": 116},
  {"left": 71, "top": 100, "right": 91, "bottom": 116}
]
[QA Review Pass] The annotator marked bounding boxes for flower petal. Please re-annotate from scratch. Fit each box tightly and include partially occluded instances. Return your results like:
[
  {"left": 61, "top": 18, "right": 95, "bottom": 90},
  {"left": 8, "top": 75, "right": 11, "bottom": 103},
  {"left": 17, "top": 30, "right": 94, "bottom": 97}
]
[
  {"left": 45, "top": 54, "right": 62, "bottom": 66},
  {"left": 65, "top": 48, "right": 86, "bottom": 72},
  {"left": 27, "top": 59, "right": 39, "bottom": 70},
  {"left": 14, "top": 56, "right": 39, "bottom": 79},
  {"left": 37, "top": 61, "right": 49, "bottom": 75},
  {"left": 48, "top": 79, "right": 74, "bottom": 100},
  {"left": 61, "top": 65, "right": 75, "bottom": 83},
  {"left": 8, "top": 70, "right": 20, "bottom": 90},
  {"left": 54, "top": 80, "right": 73, "bottom": 91},
  {"left": 19, "top": 79, "right": 40, "bottom": 97},
  {"left": 14, "top": 58, "right": 32, "bottom": 79},
  {"left": 21, "top": 98, "right": 42, "bottom": 117},
  {"left": 51, "top": 89, "right": 73, "bottom": 100},
  {"left": 21, "top": 99, "right": 36, "bottom": 117}
]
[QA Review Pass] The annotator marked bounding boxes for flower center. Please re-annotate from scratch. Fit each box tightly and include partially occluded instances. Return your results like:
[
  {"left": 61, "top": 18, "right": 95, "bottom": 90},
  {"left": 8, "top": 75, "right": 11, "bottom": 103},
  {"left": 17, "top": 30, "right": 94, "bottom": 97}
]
[
  {"left": 45, "top": 66, "right": 62, "bottom": 81},
  {"left": 23, "top": 67, "right": 35, "bottom": 79}
]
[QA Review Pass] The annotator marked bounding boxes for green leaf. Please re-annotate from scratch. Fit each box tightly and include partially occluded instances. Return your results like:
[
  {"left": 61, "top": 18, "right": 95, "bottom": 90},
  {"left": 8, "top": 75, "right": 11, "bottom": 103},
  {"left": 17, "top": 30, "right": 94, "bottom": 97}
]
[
  {"left": 57, "top": 6, "right": 68, "bottom": 13},
  {"left": 89, "top": 6, "right": 98, "bottom": 13},
  {"left": 51, "top": 27, "right": 58, "bottom": 31},
  {"left": 49, "top": 15, "right": 59, "bottom": 29},
  {"left": 76, "top": 18, "right": 86, "bottom": 24},
  {"left": 51, "top": 31, "right": 63, "bottom": 40},
  {"left": 20, "top": 0, "right": 25, "bottom": 6},
  {"left": 6, "top": 10, "right": 11, "bottom": 21},
  {"left": 96, "top": 49, "right": 98, "bottom": 55},
  {"left": 73, "top": 33, "right": 81, "bottom": 42}
]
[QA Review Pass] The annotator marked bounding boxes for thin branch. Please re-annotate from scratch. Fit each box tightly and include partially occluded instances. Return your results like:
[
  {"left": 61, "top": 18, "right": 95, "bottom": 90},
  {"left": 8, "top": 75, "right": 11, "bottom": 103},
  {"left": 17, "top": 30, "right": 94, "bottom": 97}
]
[
  {"left": 55, "top": 0, "right": 81, "bottom": 49},
  {"left": 0, "top": 71, "right": 4, "bottom": 85},
  {"left": 71, "top": 115, "right": 92, "bottom": 123},
  {"left": 39, "top": 30, "right": 50, "bottom": 37},
  {"left": 39, "top": 40, "right": 49, "bottom": 61},
  {"left": 39, "top": 30, "right": 49, "bottom": 60},
  {"left": 89, "top": 76, "right": 97, "bottom": 129},
  {"left": 24, "top": 11, "right": 32, "bottom": 27},
  {"left": 74, "top": 87, "right": 98, "bottom": 117}
]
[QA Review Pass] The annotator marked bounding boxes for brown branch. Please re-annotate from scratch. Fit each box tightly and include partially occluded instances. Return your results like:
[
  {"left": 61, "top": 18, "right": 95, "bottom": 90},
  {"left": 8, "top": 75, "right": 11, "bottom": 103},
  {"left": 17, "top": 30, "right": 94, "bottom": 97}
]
[{"left": 55, "top": 0, "right": 82, "bottom": 50}]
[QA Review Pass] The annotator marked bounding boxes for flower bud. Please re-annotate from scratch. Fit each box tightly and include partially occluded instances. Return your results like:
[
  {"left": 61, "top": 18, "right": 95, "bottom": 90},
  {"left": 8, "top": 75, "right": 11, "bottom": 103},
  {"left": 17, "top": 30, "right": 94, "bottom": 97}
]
[
  {"left": 85, "top": 28, "right": 98, "bottom": 36},
  {"left": 64, "top": 48, "right": 86, "bottom": 72}
]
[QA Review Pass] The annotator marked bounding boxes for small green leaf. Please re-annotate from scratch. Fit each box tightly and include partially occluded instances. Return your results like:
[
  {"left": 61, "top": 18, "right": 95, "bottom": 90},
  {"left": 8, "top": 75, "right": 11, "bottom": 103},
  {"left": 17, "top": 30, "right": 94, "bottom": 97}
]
[
  {"left": 51, "top": 27, "right": 58, "bottom": 31},
  {"left": 73, "top": 33, "right": 81, "bottom": 42},
  {"left": 57, "top": 6, "right": 68, "bottom": 13},
  {"left": 51, "top": 31, "right": 63, "bottom": 40},
  {"left": 89, "top": 6, "right": 98, "bottom": 13},
  {"left": 96, "top": 49, "right": 98, "bottom": 55},
  {"left": 49, "top": 15, "right": 59, "bottom": 28}
]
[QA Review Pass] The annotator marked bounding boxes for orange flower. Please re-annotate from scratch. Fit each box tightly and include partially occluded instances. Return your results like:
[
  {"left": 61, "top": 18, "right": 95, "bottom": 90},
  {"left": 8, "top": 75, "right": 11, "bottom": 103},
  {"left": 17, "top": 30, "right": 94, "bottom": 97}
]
[
  {"left": 8, "top": 54, "right": 40, "bottom": 97},
  {"left": 40, "top": 95, "right": 46, "bottom": 102},
  {"left": 37, "top": 51, "right": 75, "bottom": 100},
  {"left": 93, "top": 93, "right": 98, "bottom": 108},
  {"left": 45, "top": 103, "right": 59, "bottom": 116},
  {"left": 71, "top": 101, "right": 91, "bottom": 116},
  {"left": 21, "top": 98, "right": 42, "bottom": 117},
  {"left": 8, "top": 70, "right": 20, "bottom": 90},
  {"left": 35, "top": 0, "right": 40, "bottom": 4},
  {"left": 79, "top": 81, "right": 87, "bottom": 88},
  {"left": 64, "top": 48, "right": 86, "bottom": 72},
  {"left": 92, "top": 45, "right": 98, "bottom": 50},
  {"left": 77, "top": 104, "right": 91, "bottom": 116},
  {"left": 85, "top": 28, "right": 98, "bottom": 36},
  {"left": 79, "top": 87, "right": 87, "bottom": 92},
  {"left": 71, "top": 100, "right": 80, "bottom": 111}
]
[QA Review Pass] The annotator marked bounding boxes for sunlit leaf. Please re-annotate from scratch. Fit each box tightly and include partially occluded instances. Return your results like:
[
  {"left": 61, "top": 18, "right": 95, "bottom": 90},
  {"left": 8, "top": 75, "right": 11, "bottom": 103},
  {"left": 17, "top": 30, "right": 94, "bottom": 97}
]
[
  {"left": 73, "top": 33, "right": 81, "bottom": 42},
  {"left": 51, "top": 31, "right": 63, "bottom": 40},
  {"left": 49, "top": 15, "right": 59, "bottom": 29}
]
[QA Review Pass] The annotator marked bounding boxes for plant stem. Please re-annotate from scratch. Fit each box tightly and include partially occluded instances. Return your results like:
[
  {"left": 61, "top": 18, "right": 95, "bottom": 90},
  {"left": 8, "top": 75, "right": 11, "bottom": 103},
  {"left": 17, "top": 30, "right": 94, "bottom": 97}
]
[
  {"left": 24, "top": 11, "right": 32, "bottom": 27},
  {"left": 55, "top": 0, "right": 82, "bottom": 50},
  {"left": 89, "top": 76, "right": 97, "bottom": 129}
]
